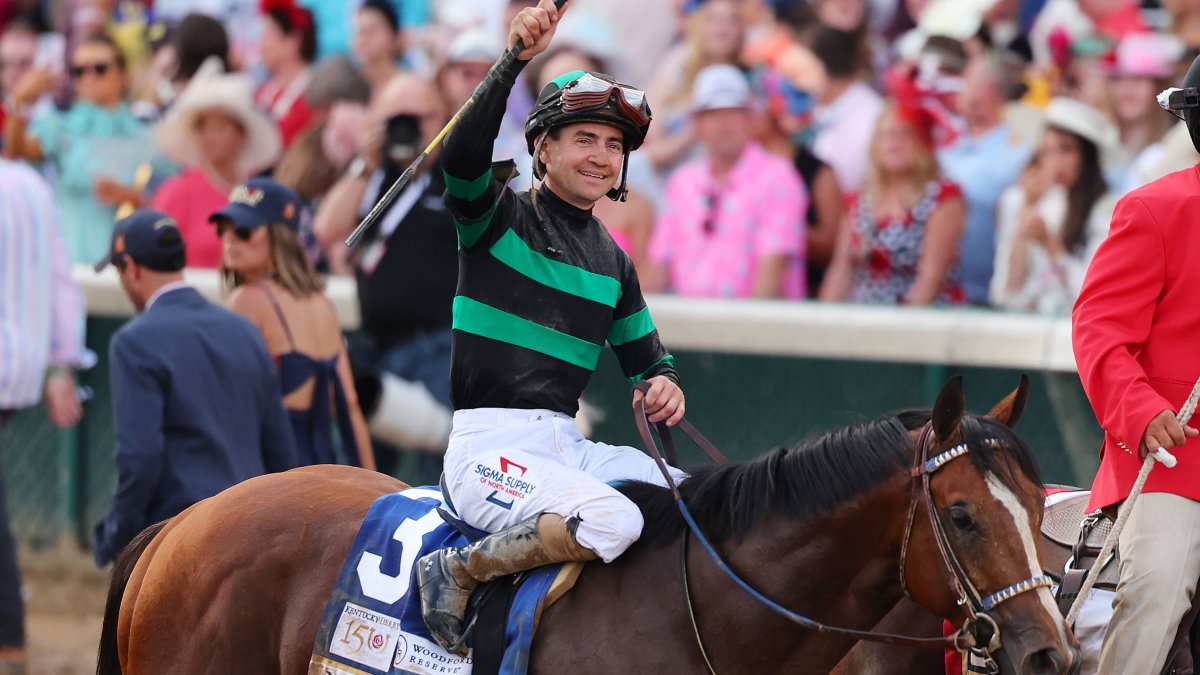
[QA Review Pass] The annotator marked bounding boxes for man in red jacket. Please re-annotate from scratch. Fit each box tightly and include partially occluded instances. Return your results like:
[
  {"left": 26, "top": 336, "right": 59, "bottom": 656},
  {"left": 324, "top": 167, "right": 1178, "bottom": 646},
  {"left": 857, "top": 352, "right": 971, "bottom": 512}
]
[{"left": 1072, "top": 54, "right": 1200, "bottom": 675}]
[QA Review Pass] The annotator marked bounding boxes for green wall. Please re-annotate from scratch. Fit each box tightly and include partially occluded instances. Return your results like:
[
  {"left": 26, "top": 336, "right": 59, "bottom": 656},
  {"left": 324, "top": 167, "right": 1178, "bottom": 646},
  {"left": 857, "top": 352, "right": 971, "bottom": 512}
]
[{"left": 0, "top": 318, "right": 1103, "bottom": 549}]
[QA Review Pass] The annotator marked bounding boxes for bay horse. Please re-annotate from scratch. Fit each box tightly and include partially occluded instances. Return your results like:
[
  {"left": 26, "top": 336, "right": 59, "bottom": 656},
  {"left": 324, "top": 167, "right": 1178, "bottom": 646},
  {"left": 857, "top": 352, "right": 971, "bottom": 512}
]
[{"left": 97, "top": 377, "right": 1077, "bottom": 674}]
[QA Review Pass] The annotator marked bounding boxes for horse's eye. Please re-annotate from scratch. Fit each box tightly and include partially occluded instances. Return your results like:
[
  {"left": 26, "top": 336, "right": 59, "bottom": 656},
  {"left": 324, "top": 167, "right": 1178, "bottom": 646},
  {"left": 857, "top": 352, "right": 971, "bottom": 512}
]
[{"left": 949, "top": 503, "right": 975, "bottom": 530}]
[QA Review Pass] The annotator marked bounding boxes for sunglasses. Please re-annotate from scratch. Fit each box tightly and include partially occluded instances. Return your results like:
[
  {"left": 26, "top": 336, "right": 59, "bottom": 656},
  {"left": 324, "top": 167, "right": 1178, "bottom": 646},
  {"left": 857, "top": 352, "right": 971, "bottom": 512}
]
[
  {"left": 71, "top": 62, "right": 113, "bottom": 78},
  {"left": 561, "top": 73, "right": 650, "bottom": 128},
  {"left": 215, "top": 221, "right": 255, "bottom": 241}
]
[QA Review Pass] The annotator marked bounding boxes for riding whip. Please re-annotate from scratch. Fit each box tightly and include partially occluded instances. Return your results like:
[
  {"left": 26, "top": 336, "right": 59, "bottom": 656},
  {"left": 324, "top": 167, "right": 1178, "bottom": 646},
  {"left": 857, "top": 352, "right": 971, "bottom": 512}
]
[
  {"left": 1063, "top": 376, "right": 1200, "bottom": 626},
  {"left": 345, "top": 0, "right": 569, "bottom": 248}
]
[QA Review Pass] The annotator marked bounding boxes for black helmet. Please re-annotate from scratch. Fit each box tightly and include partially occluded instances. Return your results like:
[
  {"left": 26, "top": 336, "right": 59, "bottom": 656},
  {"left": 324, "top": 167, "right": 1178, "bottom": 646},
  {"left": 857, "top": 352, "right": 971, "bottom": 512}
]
[
  {"left": 524, "top": 70, "right": 652, "bottom": 156},
  {"left": 1183, "top": 53, "right": 1200, "bottom": 154}
]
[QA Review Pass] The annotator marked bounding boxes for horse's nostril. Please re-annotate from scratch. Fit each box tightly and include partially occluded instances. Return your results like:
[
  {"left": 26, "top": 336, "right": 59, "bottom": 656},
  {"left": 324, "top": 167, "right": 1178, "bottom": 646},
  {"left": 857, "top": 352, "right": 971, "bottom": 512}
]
[{"left": 1024, "top": 646, "right": 1066, "bottom": 675}]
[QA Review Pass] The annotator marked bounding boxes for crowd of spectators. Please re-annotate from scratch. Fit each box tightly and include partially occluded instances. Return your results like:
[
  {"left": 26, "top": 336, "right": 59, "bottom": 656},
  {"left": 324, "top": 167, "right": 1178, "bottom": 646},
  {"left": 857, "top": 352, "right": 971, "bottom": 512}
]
[{"left": 2, "top": 0, "right": 1194, "bottom": 316}]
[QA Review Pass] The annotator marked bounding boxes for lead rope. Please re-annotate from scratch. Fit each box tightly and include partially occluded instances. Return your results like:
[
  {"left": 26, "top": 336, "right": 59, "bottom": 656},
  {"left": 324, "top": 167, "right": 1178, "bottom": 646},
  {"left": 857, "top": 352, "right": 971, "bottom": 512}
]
[{"left": 1064, "top": 376, "right": 1200, "bottom": 626}]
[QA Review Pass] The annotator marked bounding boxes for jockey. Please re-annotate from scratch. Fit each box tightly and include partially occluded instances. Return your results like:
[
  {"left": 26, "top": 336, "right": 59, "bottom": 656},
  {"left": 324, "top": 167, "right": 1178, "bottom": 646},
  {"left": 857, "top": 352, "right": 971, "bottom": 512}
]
[
  {"left": 416, "top": 0, "right": 687, "bottom": 653},
  {"left": 1073, "top": 52, "right": 1200, "bottom": 674}
]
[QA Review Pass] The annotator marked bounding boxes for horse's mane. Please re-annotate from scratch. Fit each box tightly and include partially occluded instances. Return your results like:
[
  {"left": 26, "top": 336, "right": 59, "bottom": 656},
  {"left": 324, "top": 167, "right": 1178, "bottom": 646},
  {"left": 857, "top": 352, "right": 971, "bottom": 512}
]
[{"left": 620, "top": 409, "right": 1044, "bottom": 546}]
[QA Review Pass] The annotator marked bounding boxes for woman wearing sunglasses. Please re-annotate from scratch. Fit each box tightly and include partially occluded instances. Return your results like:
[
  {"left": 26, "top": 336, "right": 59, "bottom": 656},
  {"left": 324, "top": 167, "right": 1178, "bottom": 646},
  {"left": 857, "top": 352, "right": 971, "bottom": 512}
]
[
  {"left": 214, "top": 177, "right": 375, "bottom": 472},
  {"left": 415, "top": 0, "right": 687, "bottom": 655},
  {"left": 3, "top": 32, "right": 170, "bottom": 265}
]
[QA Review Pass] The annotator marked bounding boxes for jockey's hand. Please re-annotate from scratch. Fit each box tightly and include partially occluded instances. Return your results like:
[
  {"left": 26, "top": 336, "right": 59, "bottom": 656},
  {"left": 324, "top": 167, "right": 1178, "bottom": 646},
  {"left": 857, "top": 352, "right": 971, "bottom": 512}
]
[
  {"left": 509, "top": 0, "right": 565, "bottom": 61},
  {"left": 633, "top": 376, "right": 685, "bottom": 427},
  {"left": 1139, "top": 409, "right": 1199, "bottom": 459}
]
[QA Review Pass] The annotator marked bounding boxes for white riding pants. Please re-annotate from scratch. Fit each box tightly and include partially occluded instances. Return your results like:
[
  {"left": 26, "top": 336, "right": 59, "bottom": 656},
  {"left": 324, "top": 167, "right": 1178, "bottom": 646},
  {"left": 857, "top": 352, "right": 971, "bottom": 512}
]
[{"left": 442, "top": 408, "right": 687, "bottom": 562}]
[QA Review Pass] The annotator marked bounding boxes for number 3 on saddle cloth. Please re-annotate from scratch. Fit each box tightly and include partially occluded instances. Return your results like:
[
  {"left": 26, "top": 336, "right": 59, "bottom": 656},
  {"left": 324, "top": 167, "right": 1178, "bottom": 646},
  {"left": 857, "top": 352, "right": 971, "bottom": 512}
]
[{"left": 307, "top": 487, "right": 583, "bottom": 675}]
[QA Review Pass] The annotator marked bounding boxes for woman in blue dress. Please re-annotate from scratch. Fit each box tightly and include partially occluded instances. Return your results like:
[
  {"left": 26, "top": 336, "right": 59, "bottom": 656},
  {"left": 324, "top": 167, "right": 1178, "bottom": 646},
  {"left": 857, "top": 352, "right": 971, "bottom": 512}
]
[{"left": 215, "top": 177, "right": 375, "bottom": 469}]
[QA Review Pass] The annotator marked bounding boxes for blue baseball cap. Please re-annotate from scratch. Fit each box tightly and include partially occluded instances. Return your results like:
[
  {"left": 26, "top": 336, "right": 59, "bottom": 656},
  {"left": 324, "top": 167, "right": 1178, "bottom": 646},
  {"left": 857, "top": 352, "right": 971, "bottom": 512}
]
[
  {"left": 208, "top": 177, "right": 302, "bottom": 232},
  {"left": 94, "top": 209, "right": 187, "bottom": 272}
]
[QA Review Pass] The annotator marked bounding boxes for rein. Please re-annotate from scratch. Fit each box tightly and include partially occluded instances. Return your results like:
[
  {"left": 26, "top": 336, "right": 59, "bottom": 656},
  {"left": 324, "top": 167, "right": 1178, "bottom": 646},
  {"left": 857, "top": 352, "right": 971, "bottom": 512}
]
[{"left": 630, "top": 382, "right": 1051, "bottom": 673}]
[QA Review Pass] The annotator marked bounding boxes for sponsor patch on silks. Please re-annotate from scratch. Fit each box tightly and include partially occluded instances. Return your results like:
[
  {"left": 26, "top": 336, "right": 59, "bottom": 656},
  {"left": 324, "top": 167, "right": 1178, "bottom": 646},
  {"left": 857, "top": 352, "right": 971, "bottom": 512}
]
[
  {"left": 475, "top": 456, "right": 537, "bottom": 510},
  {"left": 307, "top": 487, "right": 562, "bottom": 675}
]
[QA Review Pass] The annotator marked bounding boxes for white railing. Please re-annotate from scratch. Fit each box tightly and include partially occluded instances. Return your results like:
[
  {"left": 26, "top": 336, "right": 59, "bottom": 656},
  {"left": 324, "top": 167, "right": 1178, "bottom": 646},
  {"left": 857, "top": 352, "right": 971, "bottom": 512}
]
[{"left": 73, "top": 265, "right": 1077, "bottom": 373}]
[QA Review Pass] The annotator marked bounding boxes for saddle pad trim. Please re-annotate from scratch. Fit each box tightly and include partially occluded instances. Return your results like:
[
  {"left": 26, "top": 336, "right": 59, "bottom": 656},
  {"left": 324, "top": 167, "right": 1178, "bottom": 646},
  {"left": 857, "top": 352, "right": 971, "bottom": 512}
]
[
  {"left": 534, "top": 562, "right": 585, "bottom": 630},
  {"left": 308, "top": 654, "right": 373, "bottom": 675}
]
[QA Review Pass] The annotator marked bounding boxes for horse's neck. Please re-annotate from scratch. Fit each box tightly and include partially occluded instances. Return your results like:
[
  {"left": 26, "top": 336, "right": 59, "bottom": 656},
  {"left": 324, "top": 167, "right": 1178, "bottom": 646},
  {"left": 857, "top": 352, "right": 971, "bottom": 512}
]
[{"left": 692, "top": 472, "right": 915, "bottom": 672}]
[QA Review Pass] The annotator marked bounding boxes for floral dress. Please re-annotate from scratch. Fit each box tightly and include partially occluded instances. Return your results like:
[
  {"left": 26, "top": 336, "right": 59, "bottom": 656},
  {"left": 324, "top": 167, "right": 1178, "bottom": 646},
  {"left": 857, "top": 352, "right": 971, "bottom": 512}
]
[{"left": 847, "top": 178, "right": 967, "bottom": 306}]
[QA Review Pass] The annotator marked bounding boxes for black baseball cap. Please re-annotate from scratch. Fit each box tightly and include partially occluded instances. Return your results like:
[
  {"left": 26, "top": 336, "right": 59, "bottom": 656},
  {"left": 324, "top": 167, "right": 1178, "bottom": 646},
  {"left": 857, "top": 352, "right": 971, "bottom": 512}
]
[
  {"left": 209, "top": 177, "right": 302, "bottom": 232},
  {"left": 94, "top": 209, "right": 187, "bottom": 272}
]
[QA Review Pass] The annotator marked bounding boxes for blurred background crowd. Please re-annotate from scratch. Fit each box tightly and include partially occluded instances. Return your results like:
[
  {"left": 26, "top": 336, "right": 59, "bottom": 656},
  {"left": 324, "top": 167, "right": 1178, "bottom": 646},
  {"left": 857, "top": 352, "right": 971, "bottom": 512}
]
[
  {"left": 2, "top": 0, "right": 1199, "bottom": 474},
  {"left": 4, "top": 0, "right": 1197, "bottom": 317}
]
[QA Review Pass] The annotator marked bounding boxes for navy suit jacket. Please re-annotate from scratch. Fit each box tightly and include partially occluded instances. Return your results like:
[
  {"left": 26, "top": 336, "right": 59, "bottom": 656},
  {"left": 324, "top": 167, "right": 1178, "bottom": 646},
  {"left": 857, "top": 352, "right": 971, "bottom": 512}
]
[{"left": 93, "top": 286, "right": 296, "bottom": 565}]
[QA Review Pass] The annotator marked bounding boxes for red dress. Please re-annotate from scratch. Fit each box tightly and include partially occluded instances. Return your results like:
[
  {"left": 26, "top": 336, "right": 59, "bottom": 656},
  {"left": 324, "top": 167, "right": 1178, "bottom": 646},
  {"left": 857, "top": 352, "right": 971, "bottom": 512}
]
[
  {"left": 846, "top": 178, "right": 967, "bottom": 306},
  {"left": 1074, "top": 164, "right": 1200, "bottom": 511},
  {"left": 255, "top": 70, "right": 315, "bottom": 149},
  {"left": 150, "top": 168, "right": 228, "bottom": 269}
]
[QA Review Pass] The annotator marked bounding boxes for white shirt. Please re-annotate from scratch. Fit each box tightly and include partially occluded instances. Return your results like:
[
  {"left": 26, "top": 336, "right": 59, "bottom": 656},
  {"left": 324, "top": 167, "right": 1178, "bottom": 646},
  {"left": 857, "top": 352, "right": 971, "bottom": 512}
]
[
  {"left": 813, "top": 81, "right": 885, "bottom": 194},
  {"left": 144, "top": 281, "right": 192, "bottom": 312}
]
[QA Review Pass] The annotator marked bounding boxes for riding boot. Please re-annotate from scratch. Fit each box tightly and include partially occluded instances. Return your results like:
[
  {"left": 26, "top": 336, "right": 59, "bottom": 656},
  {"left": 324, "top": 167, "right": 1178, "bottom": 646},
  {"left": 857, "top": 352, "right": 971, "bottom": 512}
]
[{"left": 416, "top": 513, "right": 597, "bottom": 654}]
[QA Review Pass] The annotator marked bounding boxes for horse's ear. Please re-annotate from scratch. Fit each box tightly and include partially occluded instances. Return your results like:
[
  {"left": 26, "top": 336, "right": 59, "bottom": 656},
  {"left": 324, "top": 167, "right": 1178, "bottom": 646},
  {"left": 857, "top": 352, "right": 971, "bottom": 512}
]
[
  {"left": 932, "top": 376, "right": 965, "bottom": 441},
  {"left": 987, "top": 374, "right": 1030, "bottom": 428}
]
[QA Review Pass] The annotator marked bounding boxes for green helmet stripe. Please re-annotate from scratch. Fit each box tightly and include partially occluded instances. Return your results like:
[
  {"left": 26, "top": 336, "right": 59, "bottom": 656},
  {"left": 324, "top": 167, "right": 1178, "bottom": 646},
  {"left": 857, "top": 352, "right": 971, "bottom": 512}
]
[{"left": 549, "top": 69, "right": 586, "bottom": 90}]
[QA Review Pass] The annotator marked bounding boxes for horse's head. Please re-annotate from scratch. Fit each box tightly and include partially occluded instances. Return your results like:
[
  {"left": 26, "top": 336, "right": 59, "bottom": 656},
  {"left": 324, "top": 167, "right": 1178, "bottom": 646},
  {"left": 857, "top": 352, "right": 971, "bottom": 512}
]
[{"left": 902, "top": 376, "right": 1079, "bottom": 675}]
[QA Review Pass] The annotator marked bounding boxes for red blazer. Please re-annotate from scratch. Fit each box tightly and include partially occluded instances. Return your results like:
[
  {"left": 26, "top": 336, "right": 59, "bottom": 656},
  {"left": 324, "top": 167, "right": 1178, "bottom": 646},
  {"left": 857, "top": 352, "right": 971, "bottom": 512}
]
[{"left": 1074, "top": 164, "right": 1200, "bottom": 511}]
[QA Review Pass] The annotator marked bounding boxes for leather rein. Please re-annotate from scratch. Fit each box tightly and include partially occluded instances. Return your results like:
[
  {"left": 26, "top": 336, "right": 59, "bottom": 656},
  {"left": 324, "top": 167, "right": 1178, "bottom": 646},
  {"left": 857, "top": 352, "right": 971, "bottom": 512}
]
[{"left": 630, "top": 382, "right": 1053, "bottom": 673}]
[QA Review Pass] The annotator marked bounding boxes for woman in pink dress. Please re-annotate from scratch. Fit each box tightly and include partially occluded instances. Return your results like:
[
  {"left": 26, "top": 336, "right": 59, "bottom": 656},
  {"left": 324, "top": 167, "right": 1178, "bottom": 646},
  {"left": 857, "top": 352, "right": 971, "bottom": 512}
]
[
  {"left": 820, "top": 104, "right": 967, "bottom": 305},
  {"left": 151, "top": 59, "right": 282, "bottom": 268}
]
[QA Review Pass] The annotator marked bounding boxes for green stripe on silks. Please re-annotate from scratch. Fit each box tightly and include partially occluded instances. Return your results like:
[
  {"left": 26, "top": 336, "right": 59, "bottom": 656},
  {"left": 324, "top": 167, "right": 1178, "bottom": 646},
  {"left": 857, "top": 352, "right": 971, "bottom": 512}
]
[
  {"left": 444, "top": 168, "right": 492, "bottom": 201},
  {"left": 607, "top": 306, "right": 655, "bottom": 346},
  {"left": 453, "top": 296, "right": 602, "bottom": 370},
  {"left": 454, "top": 201, "right": 498, "bottom": 249},
  {"left": 629, "top": 354, "right": 676, "bottom": 383},
  {"left": 490, "top": 229, "right": 621, "bottom": 308}
]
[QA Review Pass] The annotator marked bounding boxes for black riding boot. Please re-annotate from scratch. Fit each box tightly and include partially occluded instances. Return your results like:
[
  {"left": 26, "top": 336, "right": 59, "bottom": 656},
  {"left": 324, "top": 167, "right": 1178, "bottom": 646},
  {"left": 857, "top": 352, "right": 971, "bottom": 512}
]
[{"left": 416, "top": 513, "right": 595, "bottom": 654}]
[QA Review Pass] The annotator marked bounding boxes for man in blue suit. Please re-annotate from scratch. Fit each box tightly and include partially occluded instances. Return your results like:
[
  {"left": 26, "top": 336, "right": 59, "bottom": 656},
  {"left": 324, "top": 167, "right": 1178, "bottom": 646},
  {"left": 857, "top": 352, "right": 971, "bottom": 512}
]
[{"left": 91, "top": 209, "right": 297, "bottom": 566}]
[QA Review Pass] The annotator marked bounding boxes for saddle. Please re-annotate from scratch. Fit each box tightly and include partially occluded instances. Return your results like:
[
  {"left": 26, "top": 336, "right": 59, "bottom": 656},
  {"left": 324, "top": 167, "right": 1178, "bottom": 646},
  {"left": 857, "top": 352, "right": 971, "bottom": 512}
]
[
  {"left": 1040, "top": 489, "right": 1200, "bottom": 675},
  {"left": 1040, "top": 491, "right": 1120, "bottom": 615}
]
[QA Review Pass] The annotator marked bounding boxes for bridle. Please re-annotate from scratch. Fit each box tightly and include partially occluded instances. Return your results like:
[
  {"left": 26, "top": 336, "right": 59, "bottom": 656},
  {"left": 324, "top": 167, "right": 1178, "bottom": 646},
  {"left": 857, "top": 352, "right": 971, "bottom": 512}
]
[
  {"left": 898, "top": 425, "right": 1055, "bottom": 673},
  {"left": 630, "top": 383, "right": 1054, "bottom": 674}
]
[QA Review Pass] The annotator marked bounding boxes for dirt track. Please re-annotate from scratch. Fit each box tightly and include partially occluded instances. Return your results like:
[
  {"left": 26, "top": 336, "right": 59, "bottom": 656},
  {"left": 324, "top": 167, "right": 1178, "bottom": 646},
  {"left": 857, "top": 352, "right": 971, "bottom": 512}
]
[{"left": 20, "top": 543, "right": 106, "bottom": 675}]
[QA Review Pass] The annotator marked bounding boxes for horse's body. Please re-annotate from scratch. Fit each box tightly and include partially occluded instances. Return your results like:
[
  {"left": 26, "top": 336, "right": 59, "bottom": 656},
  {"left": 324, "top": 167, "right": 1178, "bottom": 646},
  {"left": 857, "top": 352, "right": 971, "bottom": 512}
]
[{"left": 99, "top": 379, "right": 1077, "bottom": 674}]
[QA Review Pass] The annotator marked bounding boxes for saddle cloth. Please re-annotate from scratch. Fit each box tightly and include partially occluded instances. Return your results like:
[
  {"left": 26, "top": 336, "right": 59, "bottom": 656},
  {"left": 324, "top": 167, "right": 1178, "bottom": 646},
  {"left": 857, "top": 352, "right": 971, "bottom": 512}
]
[{"left": 307, "top": 487, "right": 580, "bottom": 675}]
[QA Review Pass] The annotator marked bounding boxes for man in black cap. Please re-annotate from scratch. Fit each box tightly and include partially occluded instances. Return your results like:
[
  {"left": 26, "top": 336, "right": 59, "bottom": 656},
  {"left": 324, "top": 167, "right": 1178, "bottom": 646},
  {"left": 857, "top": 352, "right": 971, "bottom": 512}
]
[
  {"left": 91, "top": 209, "right": 296, "bottom": 566},
  {"left": 1073, "top": 53, "right": 1200, "bottom": 674}
]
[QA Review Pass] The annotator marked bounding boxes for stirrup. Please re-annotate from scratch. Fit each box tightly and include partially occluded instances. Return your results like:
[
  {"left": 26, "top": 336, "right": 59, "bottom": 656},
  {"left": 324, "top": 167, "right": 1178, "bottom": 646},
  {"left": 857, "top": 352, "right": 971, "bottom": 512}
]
[{"left": 445, "top": 613, "right": 478, "bottom": 655}]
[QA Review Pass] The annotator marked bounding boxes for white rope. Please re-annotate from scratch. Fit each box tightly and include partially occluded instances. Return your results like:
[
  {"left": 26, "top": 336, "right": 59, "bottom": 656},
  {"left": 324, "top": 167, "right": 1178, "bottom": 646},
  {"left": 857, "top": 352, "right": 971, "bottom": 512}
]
[{"left": 1064, "top": 377, "right": 1200, "bottom": 625}]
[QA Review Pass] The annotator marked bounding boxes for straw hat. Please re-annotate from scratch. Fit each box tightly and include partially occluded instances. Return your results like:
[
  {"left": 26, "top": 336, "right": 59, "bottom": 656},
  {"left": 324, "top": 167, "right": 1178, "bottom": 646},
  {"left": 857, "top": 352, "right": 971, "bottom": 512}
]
[
  {"left": 154, "top": 57, "right": 282, "bottom": 177},
  {"left": 1042, "top": 96, "right": 1118, "bottom": 154}
]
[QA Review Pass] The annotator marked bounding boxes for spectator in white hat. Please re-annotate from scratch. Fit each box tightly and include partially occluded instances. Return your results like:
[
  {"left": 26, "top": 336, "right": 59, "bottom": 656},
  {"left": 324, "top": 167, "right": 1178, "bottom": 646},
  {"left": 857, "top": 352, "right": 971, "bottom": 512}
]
[
  {"left": 150, "top": 58, "right": 283, "bottom": 269},
  {"left": 991, "top": 97, "right": 1117, "bottom": 314},
  {"left": 436, "top": 28, "right": 502, "bottom": 111},
  {"left": 647, "top": 64, "right": 807, "bottom": 299}
]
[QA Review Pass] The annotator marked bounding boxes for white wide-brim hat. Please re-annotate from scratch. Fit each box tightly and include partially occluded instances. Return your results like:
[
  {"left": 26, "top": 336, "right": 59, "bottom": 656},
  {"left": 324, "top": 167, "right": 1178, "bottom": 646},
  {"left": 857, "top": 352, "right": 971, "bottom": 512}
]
[
  {"left": 1042, "top": 96, "right": 1118, "bottom": 155},
  {"left": 154, "top": 57, "right": 283, "bottom": 177}
]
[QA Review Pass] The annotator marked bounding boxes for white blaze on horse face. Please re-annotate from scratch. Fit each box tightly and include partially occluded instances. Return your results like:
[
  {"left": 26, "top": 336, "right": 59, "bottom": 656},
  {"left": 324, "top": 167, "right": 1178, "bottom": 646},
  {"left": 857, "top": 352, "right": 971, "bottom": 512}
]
[{"left": 984, "top": 473, "right": 1067, "bottom": 635}]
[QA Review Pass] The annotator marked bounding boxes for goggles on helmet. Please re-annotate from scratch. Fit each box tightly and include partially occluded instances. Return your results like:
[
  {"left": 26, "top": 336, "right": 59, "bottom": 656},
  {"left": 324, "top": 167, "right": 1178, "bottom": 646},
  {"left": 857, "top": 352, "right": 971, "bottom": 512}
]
[{"left": 560, "top": 73, "right": 650, "bottom": 129}]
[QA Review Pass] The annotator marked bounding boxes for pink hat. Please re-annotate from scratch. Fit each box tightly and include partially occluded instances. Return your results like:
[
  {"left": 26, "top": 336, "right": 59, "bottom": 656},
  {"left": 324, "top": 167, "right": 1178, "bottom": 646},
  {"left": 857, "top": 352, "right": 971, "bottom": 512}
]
[{"left": 1109, "top": 33, "right": 1184, "bottom": 79}]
